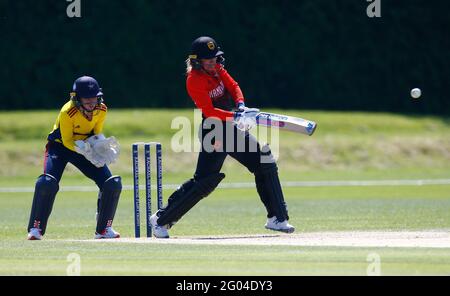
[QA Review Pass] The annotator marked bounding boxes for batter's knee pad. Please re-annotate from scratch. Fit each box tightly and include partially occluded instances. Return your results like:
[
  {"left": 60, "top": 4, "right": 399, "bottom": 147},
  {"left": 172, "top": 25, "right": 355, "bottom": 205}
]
[
  {"left": 157, "top": 173, "right": 226, "bottom": 226},
  {"left": 256, "top": 144, "right": 279, "bottom": 178},
  {"left": 259, "top": 143, "right": 276, "bottom": 165},
  {"left": 254, "top": 161, "right": 289, "bottom": 221},
  {"left": 27, "top": 174, "right": 59, "bottom": 234},
  {"left": 96, "top": 176, "right": 122, "bottom": 233}
]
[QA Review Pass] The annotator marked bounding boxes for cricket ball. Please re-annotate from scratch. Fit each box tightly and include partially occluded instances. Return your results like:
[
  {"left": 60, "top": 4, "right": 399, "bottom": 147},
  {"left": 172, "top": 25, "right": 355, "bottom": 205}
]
[{"left": 411, "top": 88, "right": 421, "bottom": 99}]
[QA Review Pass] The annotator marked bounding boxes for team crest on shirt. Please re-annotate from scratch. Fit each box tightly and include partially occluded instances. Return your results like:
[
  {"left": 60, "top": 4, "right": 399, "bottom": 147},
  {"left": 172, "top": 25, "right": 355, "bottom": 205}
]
[
  {"left": 207, "top": 41, "right": 215, "bottom": 50},
  {"left": 209, "top": 82, "right": 225, "bottom": 99}
]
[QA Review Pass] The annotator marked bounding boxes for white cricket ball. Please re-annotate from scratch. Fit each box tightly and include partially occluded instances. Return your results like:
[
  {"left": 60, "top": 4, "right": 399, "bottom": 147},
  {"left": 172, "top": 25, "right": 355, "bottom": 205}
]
[{"left": 411, "top": 88, "right": 421, "bottom": 99}]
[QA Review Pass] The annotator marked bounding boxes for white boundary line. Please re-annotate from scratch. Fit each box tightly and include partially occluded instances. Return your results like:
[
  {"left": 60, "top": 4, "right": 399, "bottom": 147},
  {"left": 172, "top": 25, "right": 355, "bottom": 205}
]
[
  {"left": 65, "top": 231, "right": 450, "bottom": 248},
  {"left": 1, "top": 179, "right": 450, "bottom": 193}
]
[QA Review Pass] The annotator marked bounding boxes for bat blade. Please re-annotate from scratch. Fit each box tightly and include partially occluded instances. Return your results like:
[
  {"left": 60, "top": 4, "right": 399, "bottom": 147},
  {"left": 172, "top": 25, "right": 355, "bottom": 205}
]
[{"left": 256, "top": 112, "right": 317, "bottom": 136}]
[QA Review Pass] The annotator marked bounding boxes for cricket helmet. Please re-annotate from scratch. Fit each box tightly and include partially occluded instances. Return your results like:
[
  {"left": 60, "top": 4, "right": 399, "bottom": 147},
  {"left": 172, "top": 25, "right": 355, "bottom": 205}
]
[
  {"left": 188, "top": 36, "right": 225, "bottom": 69},
  {"left": 70, "top": 76, "right": 103, "bottom": 109}
]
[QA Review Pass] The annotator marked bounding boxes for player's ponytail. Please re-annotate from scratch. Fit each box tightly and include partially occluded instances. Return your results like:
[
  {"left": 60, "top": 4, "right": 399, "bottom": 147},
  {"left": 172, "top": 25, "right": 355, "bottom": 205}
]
[{"left": 185, "top": 58, "right": 193, "bottom": 75}]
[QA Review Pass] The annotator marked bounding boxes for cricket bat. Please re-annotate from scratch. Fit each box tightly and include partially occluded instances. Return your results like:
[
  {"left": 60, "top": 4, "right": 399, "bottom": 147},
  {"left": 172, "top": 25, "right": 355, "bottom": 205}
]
[{"left": 256, "top": 112, "right": 317, "bottom": 136}]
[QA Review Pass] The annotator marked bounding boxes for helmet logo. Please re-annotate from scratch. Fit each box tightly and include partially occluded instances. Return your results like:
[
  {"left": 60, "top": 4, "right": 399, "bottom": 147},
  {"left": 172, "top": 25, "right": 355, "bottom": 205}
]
[
  {"left": 207, "top": 41, "right": 215, "bottom": 50},
  {"left": 88, "top": 83, "right": 95, "bottom": 89}
]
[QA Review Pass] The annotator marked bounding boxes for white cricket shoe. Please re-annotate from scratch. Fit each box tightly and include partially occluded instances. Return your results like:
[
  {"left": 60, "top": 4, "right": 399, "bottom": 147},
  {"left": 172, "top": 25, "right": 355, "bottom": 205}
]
[
  {"left": 265, "top": 217, "right": 295, "bottom": 233},
  {"left": 150, "top": 213, "right": 169, "bottom": 239},
  {"left": 27, "top": 228, "right": 43, "bottom": 240},
  {"left": 94, "top": 227, "right": 121, "bottom": 239}
]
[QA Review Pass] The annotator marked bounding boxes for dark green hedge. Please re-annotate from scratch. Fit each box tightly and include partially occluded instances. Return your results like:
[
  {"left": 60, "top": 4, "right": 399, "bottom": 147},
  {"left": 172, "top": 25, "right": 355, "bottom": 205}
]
[{"left": 0, "top": 0, "right": 448, "bottom": 114}]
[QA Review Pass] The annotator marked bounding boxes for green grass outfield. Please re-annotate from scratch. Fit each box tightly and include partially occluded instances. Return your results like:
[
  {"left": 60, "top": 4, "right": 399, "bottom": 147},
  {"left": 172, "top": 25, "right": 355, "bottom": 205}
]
[
  {"left": 0, "top": 109, "right": 449, "bottom": 275},
  {"left": 1, "top": 109, "right": 450, "bottom": 179},
  {"left": 1, "top": 185, "right": 450, "bottom": 275}
]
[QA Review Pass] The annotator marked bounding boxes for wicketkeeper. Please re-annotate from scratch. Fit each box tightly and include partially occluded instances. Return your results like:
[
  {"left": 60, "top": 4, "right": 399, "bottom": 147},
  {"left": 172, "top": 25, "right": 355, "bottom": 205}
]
[
  {"left": 27, "top": 76, "right": 122, "bottom": 240},
  {"left": 150, "top": 36, "right": 294, "bottom": 238}
]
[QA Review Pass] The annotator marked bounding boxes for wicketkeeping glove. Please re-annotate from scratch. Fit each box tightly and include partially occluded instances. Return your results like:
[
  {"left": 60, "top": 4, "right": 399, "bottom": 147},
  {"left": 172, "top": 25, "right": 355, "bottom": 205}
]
[
  {"left": 74, "top": 140, "right": 102, "bottom": 167},
  {"left": 90, "top": 136, "right": 120, "bottom": 166},
  {"left": 75, "top": 134, "right": 121, "bottom": 168}
]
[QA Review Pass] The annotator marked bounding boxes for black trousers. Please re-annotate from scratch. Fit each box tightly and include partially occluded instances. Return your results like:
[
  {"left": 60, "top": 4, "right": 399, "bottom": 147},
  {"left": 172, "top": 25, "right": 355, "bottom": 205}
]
[
  {"left": 194, "top": 119, "right": 263, "bottom": 179},
  {"left": 156, "top": 119, "right": 289, "bottom": 226}
]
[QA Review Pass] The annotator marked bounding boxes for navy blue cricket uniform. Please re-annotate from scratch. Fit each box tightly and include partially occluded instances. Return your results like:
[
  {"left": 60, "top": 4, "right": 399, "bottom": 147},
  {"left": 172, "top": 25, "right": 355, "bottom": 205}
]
[{"left": 43, "top": 141, "right": 112, "bottom": 188}]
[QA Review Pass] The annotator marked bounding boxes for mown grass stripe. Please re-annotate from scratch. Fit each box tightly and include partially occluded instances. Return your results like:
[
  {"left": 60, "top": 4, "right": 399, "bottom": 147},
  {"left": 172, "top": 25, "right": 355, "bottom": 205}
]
[{"left": 1, "top": 179, "right": 450, "bottom": 193}]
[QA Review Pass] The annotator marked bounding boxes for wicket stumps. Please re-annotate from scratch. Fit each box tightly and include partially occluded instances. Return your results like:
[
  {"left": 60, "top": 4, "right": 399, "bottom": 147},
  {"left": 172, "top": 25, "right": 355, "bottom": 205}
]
[{"left": 132, "top": 142, "right": 163, "bottom": 238}]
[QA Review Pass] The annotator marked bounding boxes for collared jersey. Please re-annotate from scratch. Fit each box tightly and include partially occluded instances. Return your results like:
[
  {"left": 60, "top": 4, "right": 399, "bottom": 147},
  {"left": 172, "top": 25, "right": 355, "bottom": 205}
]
[
  {"left": 47, "top": 100, "right": 107, "bottom": 151},
  {"left": 186, "top": 64, "right": 244, "bottom": 121}
]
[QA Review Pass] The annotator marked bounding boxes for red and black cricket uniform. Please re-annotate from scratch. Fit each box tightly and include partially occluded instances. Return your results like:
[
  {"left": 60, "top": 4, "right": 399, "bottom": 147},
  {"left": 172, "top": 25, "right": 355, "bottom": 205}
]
[
  {"left": 154, "top": 36, "right": 291, "bottom": 234},
  {"left": 186, "top": 64, "right": 264, "bottom": 178},
  {"left": 156, "top": 63, "right": 290, "bottom": 228}
]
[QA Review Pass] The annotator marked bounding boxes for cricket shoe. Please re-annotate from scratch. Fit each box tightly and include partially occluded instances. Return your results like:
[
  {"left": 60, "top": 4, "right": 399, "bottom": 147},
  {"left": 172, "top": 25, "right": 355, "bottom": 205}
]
[
  {"left": 94, "top": 227, "right": 120, "bottom": 239},
  {"left": 265, "top": 217, "right": 295, "bottom": 233},
  {"left": 27, "top": 228, "right": 43, "bottom": 240},
  {"left": 150, "top": 213, "right": 170, "bottom": 239}
]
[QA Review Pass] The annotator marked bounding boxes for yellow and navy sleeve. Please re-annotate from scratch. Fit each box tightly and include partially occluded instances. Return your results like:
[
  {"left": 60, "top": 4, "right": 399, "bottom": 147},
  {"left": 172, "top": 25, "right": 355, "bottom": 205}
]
[
  {"left": 47, "top": 101, "right": 108, "bottom": 152},
  {"left": 59, "top": 109, "right": 76, "bottom": 151},
  {"left": 93, "top": 103, "right": 107, "bottom": 134}
]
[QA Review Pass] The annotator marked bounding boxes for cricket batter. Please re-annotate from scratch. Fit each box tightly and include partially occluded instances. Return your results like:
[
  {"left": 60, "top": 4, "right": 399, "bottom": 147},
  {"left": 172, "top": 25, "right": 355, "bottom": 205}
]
[
  {"left": 27, "top": 76, "right": 122, "bottom": 240},
  {"left": 150, "top": 36, "right": 294, "bottom": 238}
]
